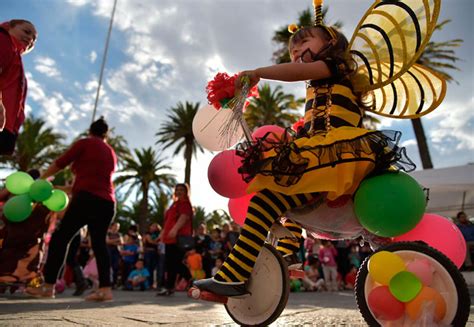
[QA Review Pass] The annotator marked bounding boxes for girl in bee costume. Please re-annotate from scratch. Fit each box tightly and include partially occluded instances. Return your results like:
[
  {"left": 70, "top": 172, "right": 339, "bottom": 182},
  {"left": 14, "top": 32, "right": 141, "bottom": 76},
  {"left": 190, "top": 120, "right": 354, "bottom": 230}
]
[{"left": 195, "top": 0, "right": 445, "bottom": 296}]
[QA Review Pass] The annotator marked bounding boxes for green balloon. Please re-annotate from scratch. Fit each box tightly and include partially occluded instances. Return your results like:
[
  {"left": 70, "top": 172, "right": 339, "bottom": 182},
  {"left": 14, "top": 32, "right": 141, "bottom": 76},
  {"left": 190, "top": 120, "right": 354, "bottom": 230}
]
[
  {"left": 29, "top": 180, "right": 53, "bottom": 202},
  {"left": 354, "top": 172, "right": 426, "bottom": 237},
  {"left": 5, "top": 172, "right": 34, "bottom": 195},
  {"left": 3, "top": 194, "right": 33, "bottom": 222},
  {"left": 42, "top": 189, "right": 69, "bottom": 212},
  {"left": 389, "top": 271, "right": 422, "bottom": 302}
]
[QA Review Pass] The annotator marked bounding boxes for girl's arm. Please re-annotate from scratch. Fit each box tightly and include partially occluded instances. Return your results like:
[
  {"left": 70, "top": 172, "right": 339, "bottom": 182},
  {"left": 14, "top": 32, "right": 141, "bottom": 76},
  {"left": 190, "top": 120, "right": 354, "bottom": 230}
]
[{"left": 237, "top": 61, "right": 332, "bottom": 90}]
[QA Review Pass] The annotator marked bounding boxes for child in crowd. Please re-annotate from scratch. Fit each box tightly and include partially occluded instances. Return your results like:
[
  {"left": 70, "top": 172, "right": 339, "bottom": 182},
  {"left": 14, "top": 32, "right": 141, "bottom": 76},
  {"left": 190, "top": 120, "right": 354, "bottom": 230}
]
[
  {"left": 344, "top": 265, "right": 358, "bottom": 290},
  {"left": 83, "top": 252, "right": 99, "bottom": 290},
  {"left": 186, "top": 248, "right": 205, "bottom": 281},
  {"left": 302, "top": 255, "right": 325, "bottom": 291},
  {"left": 125, "top": 259, "right": 150, "bottom": 291},
  {"left": 318, "top": 241, "right": 338, "bottom": 292}
]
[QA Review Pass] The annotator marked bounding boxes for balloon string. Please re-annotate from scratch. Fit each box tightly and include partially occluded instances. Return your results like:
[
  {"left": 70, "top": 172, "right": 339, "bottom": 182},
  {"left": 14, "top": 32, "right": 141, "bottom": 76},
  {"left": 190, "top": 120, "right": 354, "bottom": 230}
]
[{"left": 199, "top": 109, "right": 222, "bottom": 133}]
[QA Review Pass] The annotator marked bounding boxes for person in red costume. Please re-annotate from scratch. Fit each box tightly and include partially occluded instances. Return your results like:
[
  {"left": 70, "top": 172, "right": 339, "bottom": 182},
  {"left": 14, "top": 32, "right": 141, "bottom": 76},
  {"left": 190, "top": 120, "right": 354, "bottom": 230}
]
[
  {"left": 25, "top": 117, "right": 117, "bottom": 302},
  {"left": 0, "top": 19, "right": 37, "bottom": 155},
  {"left": 156, "top": 183, "right": 193, "bottom": 296}
]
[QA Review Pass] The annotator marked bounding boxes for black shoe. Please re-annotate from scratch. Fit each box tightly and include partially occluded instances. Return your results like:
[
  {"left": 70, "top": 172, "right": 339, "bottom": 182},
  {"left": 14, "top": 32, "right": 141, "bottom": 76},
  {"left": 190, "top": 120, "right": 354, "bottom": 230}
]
[
  {"left": 283, "top": 253, "right": 303, "bottom": 270},
  {"left": 156, "top": 288, "right": 174, "bottom": 296},
  {"left": 193, "top": 278, "right": 249, "bottom": 297},
  {"left": 72, "top": 283, "right": 89, "bottom": 296}
]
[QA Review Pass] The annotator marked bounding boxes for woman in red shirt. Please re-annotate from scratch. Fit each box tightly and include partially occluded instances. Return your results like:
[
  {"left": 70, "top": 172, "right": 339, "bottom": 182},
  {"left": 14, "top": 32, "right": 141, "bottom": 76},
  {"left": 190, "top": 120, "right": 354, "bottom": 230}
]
[
  {"left": 26, "top": 117, "right": 117, "bottom": 301},
  {"left": 156, "top": 183, "right": 193, "bottom": 296},
  {"left": 0, "top": 19, "right": 37, "bottom": 155}
]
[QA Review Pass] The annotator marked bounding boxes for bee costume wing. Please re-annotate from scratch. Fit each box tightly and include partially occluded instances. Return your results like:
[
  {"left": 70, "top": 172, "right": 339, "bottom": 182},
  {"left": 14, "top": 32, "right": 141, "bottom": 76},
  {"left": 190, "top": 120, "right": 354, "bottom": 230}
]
[{"left": 349, "top": 0, "right": 446, "bottom": 119}]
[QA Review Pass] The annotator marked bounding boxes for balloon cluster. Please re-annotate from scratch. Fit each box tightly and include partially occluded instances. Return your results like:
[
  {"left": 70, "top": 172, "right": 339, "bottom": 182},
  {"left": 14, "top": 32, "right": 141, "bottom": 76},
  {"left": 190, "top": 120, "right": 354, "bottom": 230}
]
[
  {"left": 3, "top": 172, "right": 69, "bottom": 222},
  {"left": 367, "top": 251, "right": 446, "bottom": 322},
  {"left": 194, "top": 72, "right": 289, "bottom": 226},
  {"left": 354, "top": 172, "right": 426, "bottom": 237}
]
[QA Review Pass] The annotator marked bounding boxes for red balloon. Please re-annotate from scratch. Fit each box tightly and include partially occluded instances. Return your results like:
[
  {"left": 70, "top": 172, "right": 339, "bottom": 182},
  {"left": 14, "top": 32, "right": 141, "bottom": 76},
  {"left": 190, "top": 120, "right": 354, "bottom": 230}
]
[
  {"left": 208, "top": 150, "right": 248, "bottom": 198},
  {"left": 252, "top": 125, "right": 287, "bottom": 143},
  {"left": 393, "top": 213, "right": 466, "bottom": 268},
  {"left": 367, "top": 286, "right": 405, "bottom": 321},
  {"left": 228, "top": 193, "right": 255, "bottom": 226}
]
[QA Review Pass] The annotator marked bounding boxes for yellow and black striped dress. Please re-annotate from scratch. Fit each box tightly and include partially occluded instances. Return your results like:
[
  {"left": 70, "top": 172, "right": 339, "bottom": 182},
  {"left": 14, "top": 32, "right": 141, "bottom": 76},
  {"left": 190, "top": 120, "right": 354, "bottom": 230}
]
[{"left": 244, "top": 78, "right": 393, "bottom": 201}]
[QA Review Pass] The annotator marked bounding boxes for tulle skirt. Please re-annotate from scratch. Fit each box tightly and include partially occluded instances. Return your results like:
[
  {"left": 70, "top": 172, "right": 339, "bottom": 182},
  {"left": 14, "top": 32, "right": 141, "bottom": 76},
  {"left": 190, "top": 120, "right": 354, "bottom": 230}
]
[{"left": 237, "top": 127, "right": 415, "bottom": 201}]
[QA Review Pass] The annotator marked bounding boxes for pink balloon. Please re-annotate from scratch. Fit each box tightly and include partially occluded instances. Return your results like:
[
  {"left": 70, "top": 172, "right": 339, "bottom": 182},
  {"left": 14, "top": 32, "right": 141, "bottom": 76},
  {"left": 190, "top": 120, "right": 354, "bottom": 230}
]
[
  {"left": 406, "top": 258, "right": 433, "bottom": 286},
  {"left": 394, "top": 213, "right": 466, "bottom": 268},
  {"left": 367, "top": 286, "right": 405, "bottom": 321},
  {"left": 228, "top": 193, "right": 255, "bottom": 226},
  {"left": 208, "top": 150, "right": 247, "bottom": 199},
  {"left": 252, "top": 125, "right": 287, "bottom": 143}
]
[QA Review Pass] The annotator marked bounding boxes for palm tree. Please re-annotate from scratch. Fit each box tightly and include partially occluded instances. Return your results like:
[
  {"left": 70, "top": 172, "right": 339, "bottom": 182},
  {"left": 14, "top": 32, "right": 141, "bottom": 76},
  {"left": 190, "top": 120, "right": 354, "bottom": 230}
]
[
  {"left": 149, "top": 192, "right": 171, "bottom": 227},
  {"left": 272, "top": 7, "right": 342, "bottom": 64},
  {"left": 114, "top": 147, "right": 176, "bottom": 233},
  {"left": 244, "top": 84, "right": 304, "bottom": 130},
  {"left": 193, "top": 205, "right": 208, "bottom": 230},
  {"left": 205, "top": 209, "right": 231, "bottom": 232},
  {"left": 413, "top": 19, "right": 463, "bottom": 169},
  {"left": 0, "top": 116, "right": 65, "bottom": 171},
  {"left": 155, "top": 101, "right": 204, "bottom": 185}
]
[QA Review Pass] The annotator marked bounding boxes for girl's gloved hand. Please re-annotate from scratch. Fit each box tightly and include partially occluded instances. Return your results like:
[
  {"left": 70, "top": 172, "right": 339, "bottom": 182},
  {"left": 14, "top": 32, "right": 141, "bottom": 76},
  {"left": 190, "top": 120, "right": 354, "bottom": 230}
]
[{"left": 235, "top": 70, "right": 260, "bottom": 94}]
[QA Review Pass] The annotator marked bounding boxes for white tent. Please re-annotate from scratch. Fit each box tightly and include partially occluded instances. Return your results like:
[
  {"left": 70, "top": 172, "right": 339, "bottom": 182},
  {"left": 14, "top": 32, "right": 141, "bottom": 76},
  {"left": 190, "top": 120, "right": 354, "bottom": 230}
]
[{"left": 409, "top": 165, "right": 474, "bottom": 218}]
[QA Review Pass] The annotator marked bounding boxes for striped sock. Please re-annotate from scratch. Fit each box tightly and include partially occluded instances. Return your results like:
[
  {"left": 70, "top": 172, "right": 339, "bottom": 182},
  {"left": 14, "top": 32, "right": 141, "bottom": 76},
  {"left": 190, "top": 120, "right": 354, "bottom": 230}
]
[
  {"left": 214, "top": 190, "right": 317, "bottom": 283},
  {"left": 276, "top": 220, "right": 302, "bottom": 256}
]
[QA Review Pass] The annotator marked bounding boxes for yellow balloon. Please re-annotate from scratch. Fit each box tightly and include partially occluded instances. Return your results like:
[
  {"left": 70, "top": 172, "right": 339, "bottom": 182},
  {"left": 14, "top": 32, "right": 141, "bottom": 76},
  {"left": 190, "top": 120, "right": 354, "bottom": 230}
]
[{"left": 368, "top": 251, "right": 406, "bottom": 285}]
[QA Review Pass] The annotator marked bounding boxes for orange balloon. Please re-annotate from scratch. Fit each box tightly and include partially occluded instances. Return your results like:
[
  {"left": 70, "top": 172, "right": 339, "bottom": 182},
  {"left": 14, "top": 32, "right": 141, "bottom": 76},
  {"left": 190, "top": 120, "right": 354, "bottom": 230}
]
[{"left": 406, "top": 287, "right": 447, "bottom": 322}]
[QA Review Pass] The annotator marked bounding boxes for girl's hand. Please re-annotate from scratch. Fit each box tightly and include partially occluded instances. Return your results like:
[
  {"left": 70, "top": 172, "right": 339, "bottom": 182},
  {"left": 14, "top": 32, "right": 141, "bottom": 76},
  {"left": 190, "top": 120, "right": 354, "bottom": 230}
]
[{"left": 235, "top": 70, "right": 260, "bottom": 93}]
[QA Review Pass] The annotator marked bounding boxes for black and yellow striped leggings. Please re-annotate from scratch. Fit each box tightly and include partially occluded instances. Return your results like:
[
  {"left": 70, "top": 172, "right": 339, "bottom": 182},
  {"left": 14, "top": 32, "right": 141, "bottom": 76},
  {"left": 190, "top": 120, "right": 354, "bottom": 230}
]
[{"left": 215, "top": 189, "right": 318, "bottom": 283}]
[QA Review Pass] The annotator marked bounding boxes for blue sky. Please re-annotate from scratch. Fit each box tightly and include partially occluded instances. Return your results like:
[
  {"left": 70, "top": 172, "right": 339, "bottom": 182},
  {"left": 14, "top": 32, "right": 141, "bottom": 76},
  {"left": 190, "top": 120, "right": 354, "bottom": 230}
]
[{"left": 1, "top": 0, "right": 473, "bottom": 213}]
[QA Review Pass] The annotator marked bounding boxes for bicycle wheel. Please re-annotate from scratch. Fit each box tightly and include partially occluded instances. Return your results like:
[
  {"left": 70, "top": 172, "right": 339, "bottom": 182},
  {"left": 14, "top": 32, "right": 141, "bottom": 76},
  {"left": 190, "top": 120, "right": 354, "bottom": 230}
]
[
  {"left": 355, "top": 241, "right": 470, "bottom": 326},
  {"left": 225, "top": 243, "right": 290, "bottom": 326}
]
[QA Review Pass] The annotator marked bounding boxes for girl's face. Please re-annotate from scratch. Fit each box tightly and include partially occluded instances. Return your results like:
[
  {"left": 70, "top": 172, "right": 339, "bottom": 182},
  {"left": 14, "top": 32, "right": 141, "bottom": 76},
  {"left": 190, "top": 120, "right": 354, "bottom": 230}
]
[
  {"left": 290, "top": 35, "right": 327, "bottom": 63},
  {"left": 9, "top": 22, "right": 37, "bottom": 52}
]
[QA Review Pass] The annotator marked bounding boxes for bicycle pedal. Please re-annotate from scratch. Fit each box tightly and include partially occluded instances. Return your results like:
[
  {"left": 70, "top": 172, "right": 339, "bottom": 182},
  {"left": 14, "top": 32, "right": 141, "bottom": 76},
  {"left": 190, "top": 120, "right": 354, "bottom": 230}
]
[{"left": 187, "top": 287, "right": 228, "bottom": 304}]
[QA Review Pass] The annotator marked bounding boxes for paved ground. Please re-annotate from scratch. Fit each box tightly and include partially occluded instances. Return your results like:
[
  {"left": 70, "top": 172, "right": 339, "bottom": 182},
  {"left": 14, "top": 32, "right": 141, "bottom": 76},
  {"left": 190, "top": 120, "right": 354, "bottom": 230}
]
[{"left": 1, "top": 287, "right": 474, "bottom": 326}]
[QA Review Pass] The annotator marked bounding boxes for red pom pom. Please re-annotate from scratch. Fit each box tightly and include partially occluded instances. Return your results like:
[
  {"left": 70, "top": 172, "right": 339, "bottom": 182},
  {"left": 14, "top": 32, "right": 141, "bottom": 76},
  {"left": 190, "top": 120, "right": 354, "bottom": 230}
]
[
  {"left": 206, "top": 72, "right": 259, "bottom": 110},
  {"left": 206, "top": 73, "right": 236, "bottom": 110}
]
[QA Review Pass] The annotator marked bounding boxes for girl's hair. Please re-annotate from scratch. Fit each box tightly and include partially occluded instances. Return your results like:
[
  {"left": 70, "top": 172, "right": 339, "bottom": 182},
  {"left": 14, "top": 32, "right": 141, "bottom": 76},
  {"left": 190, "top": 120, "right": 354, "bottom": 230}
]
[
  {"left": 89, "top": 116, "right": 109, "bottom": 137},
  {"left": 9, "top": 19, "right": 34, "bottom": 28},
  {"left": 289, "top": 26, "right": 354, "bottom": 74},
  {"left": 289, "top": 26, "right": 371, "bottom": 111}
]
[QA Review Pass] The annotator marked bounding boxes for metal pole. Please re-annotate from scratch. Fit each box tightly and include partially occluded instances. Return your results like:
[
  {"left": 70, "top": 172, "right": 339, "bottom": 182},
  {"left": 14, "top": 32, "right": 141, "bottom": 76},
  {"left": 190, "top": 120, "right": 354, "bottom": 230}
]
[{"left": 91, "top": 0, "right": 118, "bottom": 124}]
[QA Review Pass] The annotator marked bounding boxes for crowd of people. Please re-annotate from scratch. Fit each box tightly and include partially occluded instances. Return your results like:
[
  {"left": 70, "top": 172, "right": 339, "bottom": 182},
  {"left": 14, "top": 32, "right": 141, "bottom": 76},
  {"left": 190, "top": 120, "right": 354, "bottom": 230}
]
[{"left": 56, "top": 220, "right": 376, "bottom": 296}]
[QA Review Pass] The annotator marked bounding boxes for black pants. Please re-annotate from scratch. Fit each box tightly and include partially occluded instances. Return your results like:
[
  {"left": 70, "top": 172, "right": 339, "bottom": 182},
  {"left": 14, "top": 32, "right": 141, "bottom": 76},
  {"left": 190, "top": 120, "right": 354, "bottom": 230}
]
[
  {"left": 44, "top": 191, "right": 115, "bottom": 287},
  {"left": 164, "top": 244, "right": 190, "bottom": 290},
  {"left": 0, "top": 130, "right": 17, "bottom": 155}
]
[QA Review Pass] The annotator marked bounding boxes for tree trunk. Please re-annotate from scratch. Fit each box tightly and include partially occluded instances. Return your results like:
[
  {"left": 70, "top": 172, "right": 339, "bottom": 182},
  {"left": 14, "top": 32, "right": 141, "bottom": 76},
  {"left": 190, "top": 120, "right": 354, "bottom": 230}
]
[
  {"left": 411, "top": 118, "right": 433, "bottom": 169},
  {"left": 184, "top": 138, "right": 193, "bottom": 185},
  {"left": 138, "top": 184, "right": 149, "bottom": 235}
]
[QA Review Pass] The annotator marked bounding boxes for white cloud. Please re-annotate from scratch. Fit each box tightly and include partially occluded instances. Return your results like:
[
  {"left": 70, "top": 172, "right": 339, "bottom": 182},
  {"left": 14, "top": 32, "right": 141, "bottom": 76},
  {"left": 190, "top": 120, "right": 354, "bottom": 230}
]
[
  {"left": 89, "top": 50, "right": 97, "bottom": 63},
  {"left": 429, "top": 97, "right": 474, "bottom": 152},
  {"left": 34, "top": 56, "right": 61, "bottom": 79},
  {"left": 401, "top": 139, "right": 417, "bottom": 148}
]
